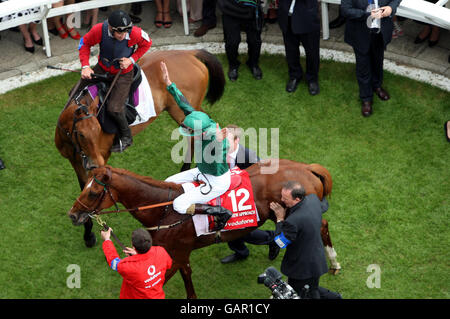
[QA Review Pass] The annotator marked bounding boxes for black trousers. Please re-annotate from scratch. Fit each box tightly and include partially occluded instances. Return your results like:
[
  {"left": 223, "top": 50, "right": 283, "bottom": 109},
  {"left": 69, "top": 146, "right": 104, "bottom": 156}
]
[
  {"left": 282, "top": 21, "right": 320, "bottom": 83},
  {"left": 227, "top": 230, "right": 275, "bottom": 257},
  {"left": 353, "top": 33, "right": 385, "bottom": 102},
  {"left": 222, "top": 13, "right": 262, "bottom": 69},
  {"left": 202, "top": 0, "right": 217, "bottom": 26}
]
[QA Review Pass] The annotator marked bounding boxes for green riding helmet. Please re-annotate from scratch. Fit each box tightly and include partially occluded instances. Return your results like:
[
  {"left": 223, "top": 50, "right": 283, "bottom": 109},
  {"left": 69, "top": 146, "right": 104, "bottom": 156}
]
[{"left": 179, "top": 111, "right": 215, "bottom": 137}]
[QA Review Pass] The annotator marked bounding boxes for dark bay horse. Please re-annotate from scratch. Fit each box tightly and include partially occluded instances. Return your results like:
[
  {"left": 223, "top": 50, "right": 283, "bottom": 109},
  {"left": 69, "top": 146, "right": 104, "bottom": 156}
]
[
  {"left": 67, "top": 159, "right": 341, "bottom": 298},
  {"left": 56, "top": 49, "right": 225, "bottom": 246}
]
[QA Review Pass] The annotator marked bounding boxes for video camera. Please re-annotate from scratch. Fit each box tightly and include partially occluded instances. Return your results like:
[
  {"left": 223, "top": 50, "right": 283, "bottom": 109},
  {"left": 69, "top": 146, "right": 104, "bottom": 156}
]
[{"left": 257, "top": 267, "right": 301, "bottom": 299}]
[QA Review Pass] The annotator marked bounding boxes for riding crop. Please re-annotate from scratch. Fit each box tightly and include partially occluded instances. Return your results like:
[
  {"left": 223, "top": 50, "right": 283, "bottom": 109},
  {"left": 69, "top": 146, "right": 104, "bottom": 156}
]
[{"left": 46, "top": 65, "right": 108, "bottom": 79}]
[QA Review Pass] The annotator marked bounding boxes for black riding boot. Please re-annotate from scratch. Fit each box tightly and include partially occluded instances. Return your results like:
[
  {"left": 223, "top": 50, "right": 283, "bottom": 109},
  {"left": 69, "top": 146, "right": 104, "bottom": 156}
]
[
  {"left": 109, "top": 111, "right": 133, "bottom": 153},
  {"left": 187, "top": 204, "right": 232, "bottom": 231}
]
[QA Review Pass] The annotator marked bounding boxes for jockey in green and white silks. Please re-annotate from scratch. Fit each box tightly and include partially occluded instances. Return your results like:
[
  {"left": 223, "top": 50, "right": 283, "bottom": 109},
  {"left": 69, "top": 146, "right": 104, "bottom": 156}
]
[{"left": 161, "top": 61, "right": 232, "bottom": 230}]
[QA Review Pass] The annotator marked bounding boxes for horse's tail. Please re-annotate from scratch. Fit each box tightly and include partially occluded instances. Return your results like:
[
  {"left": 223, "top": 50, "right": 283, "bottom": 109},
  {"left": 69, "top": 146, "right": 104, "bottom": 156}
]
[
  {"left": 194, "top": 49, "right": 225, "bottom": 105},
  {"left": 308, "top": 163, "right": 333, "bottom": 199}
]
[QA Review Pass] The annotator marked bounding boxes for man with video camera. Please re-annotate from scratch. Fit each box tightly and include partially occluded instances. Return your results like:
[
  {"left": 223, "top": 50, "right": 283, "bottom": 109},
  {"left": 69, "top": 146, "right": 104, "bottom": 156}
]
[{"left": 270, "top": 181, "right": 341, "bottom": 299}]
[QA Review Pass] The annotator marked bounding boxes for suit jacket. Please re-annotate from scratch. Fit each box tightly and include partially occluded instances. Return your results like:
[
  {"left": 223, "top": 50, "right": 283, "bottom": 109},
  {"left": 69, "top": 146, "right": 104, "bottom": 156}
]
[
  {"left": 278, "top": 0, "right": 320, "bottom": 35},
  {"left": 234, "top": 144, "right": 260, "bottom": 170},
  {"left": 341, "top": 0, "right": 401, "bottom": 53},
  {"left": 275, "top": 194, "right": 329, "bottom": 280}
]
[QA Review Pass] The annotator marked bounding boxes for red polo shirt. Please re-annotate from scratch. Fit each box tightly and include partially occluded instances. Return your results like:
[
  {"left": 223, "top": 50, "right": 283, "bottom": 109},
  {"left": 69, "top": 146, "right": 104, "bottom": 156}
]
[{"left": 102, "top": 240, "right": 172, "bottom": 299}]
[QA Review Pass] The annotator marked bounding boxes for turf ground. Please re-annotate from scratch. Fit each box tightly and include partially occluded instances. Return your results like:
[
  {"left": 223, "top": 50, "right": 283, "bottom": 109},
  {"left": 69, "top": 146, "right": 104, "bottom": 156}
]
[{"left": 0, "top": 54, "right": 448, "bottom": 299}]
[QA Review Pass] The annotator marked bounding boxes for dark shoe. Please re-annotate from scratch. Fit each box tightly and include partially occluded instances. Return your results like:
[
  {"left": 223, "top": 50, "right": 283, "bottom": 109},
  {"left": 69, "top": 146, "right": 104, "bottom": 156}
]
[
  {"left": 329, "top": 15, "right": 346, "bottom": 29},
  {"left": 414, "top": 33, "right": 430, "bottom": 44},
  {"left": 268, "top": 241, "right": 280, "bottom": 260},
  {"left": 445, "top": 121, "right": 450, "bottom": 142},
  {"left": 361, "top": 101, "right": 373, "bottom": 117},
  {"left": 0, "top": 158, "right": 5, "bottom": 170},
  {"left": 308, "top": 81, "right": 320, "bottom": 96},
  {"left": 32, "top": 36, "right": 43, "bottom": 46},
  {"left": 250, "top": 65, "right": 263, "bottom": 80},
  {"left": 286, "top": 78, "right": 300, "bottom": 93},
  {"left": 220, "top": 253, "right": 248, "bottom": 264},
  {"left": 194, "top": 24, "right": 216, "bottom": 37},
  {"left": 24, "top": 43, "right": 35, "bottom": 53},
  {"left": 374, "top": 87, "right": 390, "bottom": 101},
  {"left": 154, "top": 11, "right": 163, "bottom": 28},
  {"left": 162, "top": 11, "right": 172, "bottom": 28},
  {"left": 428, "top": 38, "right": 439, "bottom": 47},
  {"left": 228, "top": 68, "right": 238, "bottom": 82},
  {"left": 111, "top": 135, "right": 133, "bottom": 153}
]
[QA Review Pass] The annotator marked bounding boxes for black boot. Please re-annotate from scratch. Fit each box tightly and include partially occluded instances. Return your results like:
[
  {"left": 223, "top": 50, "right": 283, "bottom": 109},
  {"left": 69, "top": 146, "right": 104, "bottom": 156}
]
[
  {"left": 0, "top": 158, "right": 5, "bottom": 170},
  {"left": 187, "top": 204, "right": 232, "bottom": 231},
  {"left": 109, "top": 111, "right": 133, "bottom": 153}
]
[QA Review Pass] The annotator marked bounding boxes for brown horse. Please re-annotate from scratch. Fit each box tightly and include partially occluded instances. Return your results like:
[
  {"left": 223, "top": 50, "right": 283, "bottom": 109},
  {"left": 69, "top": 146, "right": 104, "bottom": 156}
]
[
  {"left": 56, "top": 49, "right": 225, "bottom": 246},
  {"left": 67, "top": 159, "right": 341, "bottom": 298}
]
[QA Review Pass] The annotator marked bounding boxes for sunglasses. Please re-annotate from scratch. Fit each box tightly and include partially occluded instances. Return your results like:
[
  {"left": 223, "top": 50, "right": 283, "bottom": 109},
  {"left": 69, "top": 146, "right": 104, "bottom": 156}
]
[{"left": 111, "top": 26, "right": 132, "bottom": 33}]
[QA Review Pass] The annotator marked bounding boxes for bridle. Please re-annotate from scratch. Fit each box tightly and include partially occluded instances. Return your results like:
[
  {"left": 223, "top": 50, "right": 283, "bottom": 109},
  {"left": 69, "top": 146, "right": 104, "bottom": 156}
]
[
  {"left": 76, "top": 169, "right": 120, "bottom": 216},
  {"left": 57, "top": 71, "right": 122, "bottom": 170},
  {"left": 74, "top": 168, "right": 190, "bottom": 233},
  {"left": 57, "top": 88, "right": 96, "bottom": 170}
]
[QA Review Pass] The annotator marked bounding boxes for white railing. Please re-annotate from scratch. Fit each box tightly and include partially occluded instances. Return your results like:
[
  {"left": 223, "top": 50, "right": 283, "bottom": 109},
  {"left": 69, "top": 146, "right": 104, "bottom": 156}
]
[
  {"left": 321, "top": 0, "right": 450, "bottom": 40},
  {"left": 0, "top": 0, "right": 190, "bottom": 57}
]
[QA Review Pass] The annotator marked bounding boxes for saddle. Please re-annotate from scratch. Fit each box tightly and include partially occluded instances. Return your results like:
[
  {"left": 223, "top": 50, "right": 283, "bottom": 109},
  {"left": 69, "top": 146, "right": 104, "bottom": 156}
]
[
  {"left": 191, "top": 168, "right": 259, "bottom": 235},
  {"left": 93, "top": 64, "right": 143, "bottom": 134}
]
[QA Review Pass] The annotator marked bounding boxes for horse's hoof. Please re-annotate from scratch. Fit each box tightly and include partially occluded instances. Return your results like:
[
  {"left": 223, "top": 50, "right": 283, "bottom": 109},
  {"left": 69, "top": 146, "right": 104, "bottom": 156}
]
[
  {"left": 84, "top": 233, "right": 97, "bottom": 248},
  {"left": 329, "top": 268, "right": 340, "bottom": 275}
]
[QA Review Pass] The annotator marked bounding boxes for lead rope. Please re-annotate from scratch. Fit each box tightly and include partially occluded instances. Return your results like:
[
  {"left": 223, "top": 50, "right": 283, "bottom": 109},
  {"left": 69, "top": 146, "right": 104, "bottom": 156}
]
[{"left": 89, "top": 213, "right": 127, "bottom": 251}]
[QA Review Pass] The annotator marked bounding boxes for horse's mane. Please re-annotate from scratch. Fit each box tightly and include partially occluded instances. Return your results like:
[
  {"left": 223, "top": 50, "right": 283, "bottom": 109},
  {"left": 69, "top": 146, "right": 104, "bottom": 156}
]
[{"left": 106, "top": 165, "right": 182, "bottom": 191}]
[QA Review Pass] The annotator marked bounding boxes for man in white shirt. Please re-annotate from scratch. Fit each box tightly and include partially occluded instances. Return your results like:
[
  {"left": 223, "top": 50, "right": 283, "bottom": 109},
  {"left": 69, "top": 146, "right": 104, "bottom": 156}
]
[{"left": 219, "top": 125, "right": 280, "bottom": 263}]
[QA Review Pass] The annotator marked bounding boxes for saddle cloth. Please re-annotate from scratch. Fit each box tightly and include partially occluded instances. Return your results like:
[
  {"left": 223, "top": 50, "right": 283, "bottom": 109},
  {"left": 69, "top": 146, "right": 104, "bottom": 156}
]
[
  {"left": 87, "top": 69, "right": 156, "bottom": 130},
  {"left": 190, "top": 167, "right": 259, "bottom": 237}
]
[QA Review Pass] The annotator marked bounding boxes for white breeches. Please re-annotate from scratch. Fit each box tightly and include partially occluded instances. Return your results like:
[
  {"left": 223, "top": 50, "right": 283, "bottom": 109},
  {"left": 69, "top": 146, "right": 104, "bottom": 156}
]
[{"left": 165, "top": 167, "right": 231, "bottom": 214}]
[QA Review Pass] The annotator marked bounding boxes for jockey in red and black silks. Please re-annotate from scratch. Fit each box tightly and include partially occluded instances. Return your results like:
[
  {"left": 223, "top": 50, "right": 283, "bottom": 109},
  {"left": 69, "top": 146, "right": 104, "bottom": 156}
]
[{"left": 77, "top": 10, "right": 152, "bottom": 153}]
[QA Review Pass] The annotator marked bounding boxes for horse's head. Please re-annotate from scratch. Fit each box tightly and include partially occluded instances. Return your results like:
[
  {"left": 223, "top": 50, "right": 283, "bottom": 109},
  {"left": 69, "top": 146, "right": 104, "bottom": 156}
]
[
  {"left": 63, "top": 90, "right": 108, "bottom": 171},
  {"left": 67, "top": 166, "right": 118, "bottom": 226}
]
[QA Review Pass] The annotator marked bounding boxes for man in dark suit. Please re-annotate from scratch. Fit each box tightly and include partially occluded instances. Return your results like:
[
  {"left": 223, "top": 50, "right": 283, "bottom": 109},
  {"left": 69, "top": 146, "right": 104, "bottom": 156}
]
[
  {"left": 278, "top": 0, "right": 321, "bottom": 95},
  {"left": 218, "top": 0, "right": 264, "bottom": 81},
  {"left": 270, "top": 181, "right": 341, "bottom": 299},
  {"left": 219, "top": 125, "right": 280, "bottom": 263},
  {"left": 341, "top": 0, "right": 401, "bottom": 117}
]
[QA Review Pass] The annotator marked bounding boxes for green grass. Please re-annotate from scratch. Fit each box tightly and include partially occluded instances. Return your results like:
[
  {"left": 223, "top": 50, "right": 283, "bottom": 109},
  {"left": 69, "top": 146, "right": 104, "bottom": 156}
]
[{"left": 0, "top": 54, "right": 448, "bottom": 299}]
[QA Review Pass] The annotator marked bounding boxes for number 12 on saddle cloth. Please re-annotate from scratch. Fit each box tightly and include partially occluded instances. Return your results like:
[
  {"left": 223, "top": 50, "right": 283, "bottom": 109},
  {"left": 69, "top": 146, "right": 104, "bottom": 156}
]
[{"left": 207, "top": 168, "right": 259, "bottom": 231}]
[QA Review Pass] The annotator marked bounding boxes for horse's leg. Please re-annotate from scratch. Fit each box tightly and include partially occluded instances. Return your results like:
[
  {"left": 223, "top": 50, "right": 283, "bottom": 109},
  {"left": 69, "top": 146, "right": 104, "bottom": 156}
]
[
  {"left": 321, "top": 218, "right": 341, "bottom": 275},
  {"left": 83, "top": 218, "right": 97, "bottom": 248},
  {"left": 179, "top": 262, "right": 197, "bottom": 299}
]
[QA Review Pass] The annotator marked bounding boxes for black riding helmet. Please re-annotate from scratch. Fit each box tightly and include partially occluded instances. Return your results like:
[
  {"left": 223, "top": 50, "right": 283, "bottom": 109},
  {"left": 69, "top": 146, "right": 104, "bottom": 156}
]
[{"left": 108, "top": 10, "right": 132, "bottom": 32}]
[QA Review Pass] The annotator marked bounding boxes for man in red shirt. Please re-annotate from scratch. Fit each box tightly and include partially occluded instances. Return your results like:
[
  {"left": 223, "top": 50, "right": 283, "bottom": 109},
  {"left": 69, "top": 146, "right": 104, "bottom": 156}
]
[
  {"left": 101, "top": 227, "right": 172, "bottom": 299},
  {"left": 77, "top": 10, "right": 152, "bottom": 152}
]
